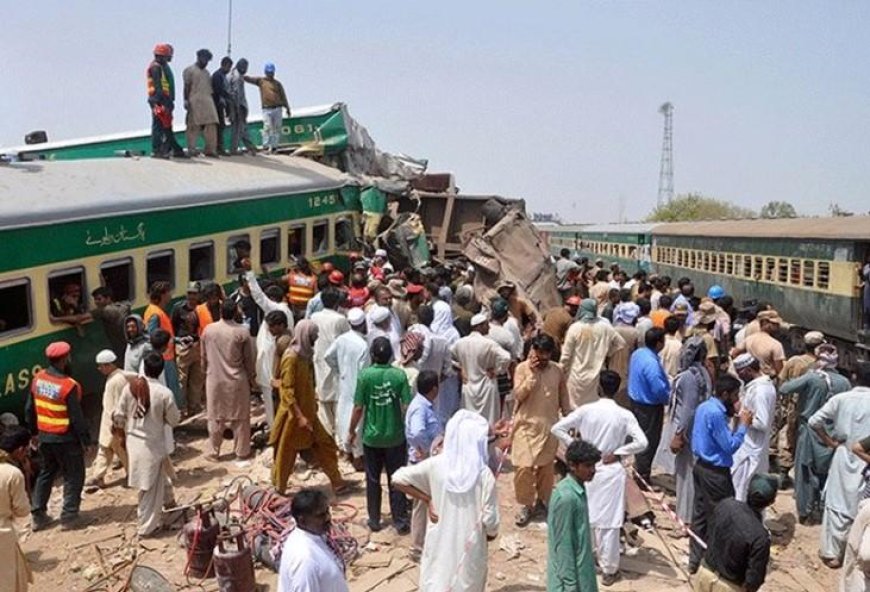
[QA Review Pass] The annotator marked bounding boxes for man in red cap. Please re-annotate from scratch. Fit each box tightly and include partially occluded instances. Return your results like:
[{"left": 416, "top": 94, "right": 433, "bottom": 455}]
[
  {"left": 147, "top": 43, "right": 186, "bottom": 158},
  {"left": 27, "top": 342, "right": 92, "bottom": 531}
]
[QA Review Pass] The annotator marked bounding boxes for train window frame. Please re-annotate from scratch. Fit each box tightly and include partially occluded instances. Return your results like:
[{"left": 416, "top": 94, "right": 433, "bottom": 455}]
[
  {"left": 287, "top": 224, "right": 306, "bottom": 260},
  {"left": 717, "top": 254, "right": 725, "bottom": 274},
  {"left": 817, "top": 262, "right": 830, "bottom": 290},
  {"left": 189, "top": 241, "right": 215, "bottom": 282},
  {"left": 802, "top": 260, "right": 815, "bottom": 288},
  {"left": 0, "top": 278, "right": 33, "bottom": 337},
  {"left": 227, "top": 234, "right": 251, "bottom": 275},
  {"left": 777, "top": 258, "right": 789, "bottom": 284},
  {"left": 764, "top": 258, "right": 776, "bottom": 282},
  {"left": 147, "top": 249, "right": 175, "bottom": 292},
  {"left": 754, "top": 257, "right": 763, "bottom": 280},
  {"left": 259, "top": 228, "right": 281, "bottom": 266},
  {"left": 99, "top": 257, "right": 135, "bottom": 303},
  {"left": 334, "top": 217, "right": 355, "bottom": 251},
  {"left": 789, "top": 259, "right": 801, "bottom": 285},
  {"left": 312, "top": 220, "right": 330, "bottom": 255},
  {"left": 47, "top": 266, "right": 87, "bottom": 322}
]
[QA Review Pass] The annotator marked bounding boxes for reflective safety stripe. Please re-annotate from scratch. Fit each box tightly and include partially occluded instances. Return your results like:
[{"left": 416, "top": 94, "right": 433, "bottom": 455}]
[
  {"left": 35, "top": 399, "right": 68, "bottom": 412},
  {"left": 144, "top": 305, "right": 176, "bottom": 360},
  {"left": 36, "top": 416, "right": 70, "bottom": 427}
]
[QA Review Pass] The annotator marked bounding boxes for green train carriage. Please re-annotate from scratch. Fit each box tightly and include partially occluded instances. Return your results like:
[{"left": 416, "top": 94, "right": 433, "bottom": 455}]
[
  {"left": 0, "top": 154, "right": 362, "bottom": 419},
  {"left": 543, "top": 223, "right": 654, "bottom": 274}
]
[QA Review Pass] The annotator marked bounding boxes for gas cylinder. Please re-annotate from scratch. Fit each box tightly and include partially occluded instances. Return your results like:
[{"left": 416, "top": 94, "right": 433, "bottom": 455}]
[
  {"left": 213, "top": 526, "right": 256, "bottom": 592},
  {"left": 182, "top": 505, "right": 219, "bottom": 578}
]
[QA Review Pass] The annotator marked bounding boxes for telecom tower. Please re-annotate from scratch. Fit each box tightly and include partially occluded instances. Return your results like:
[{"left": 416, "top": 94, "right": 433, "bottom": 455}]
[{"left": 657, "top": 102, "right": 674, "bottom": 206}]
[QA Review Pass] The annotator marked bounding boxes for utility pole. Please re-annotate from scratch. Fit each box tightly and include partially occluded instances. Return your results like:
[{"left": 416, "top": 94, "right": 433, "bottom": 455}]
[
  {"left": 657, "top": 102, "right": 674, "bottom": 206},
  {"left": 226, "top": 0, "right": 233, "bottom": 57}
]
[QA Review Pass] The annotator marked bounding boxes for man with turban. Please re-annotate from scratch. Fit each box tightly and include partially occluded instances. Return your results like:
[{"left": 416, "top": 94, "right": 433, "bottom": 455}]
[{"left": 559, "top": 299, "right": 625, "bottom": 409}]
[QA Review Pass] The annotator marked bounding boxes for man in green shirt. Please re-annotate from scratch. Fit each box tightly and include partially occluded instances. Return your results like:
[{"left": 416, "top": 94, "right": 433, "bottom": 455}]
[
  {"left": 349, "top": 337, "right": 413, "bottom": 534},
  {"left": 548, "top": 439, "right": 600, "bottom": 592}
]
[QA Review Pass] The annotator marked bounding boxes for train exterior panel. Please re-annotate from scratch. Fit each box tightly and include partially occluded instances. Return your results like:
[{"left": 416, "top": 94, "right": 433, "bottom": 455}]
[{"left": 0, "top": 155, "right": 360, "bottom": 418}]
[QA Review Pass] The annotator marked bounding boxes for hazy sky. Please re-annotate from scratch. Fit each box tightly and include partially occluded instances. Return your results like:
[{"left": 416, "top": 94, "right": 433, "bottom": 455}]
[{"left": 3, "top": 2, "right": 868, "bottom": 222}]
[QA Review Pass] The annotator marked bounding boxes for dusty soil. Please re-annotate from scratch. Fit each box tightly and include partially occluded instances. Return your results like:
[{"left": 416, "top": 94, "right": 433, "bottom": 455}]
[{"left": 18, "top": 408, "right": 840, "bottom": 592}]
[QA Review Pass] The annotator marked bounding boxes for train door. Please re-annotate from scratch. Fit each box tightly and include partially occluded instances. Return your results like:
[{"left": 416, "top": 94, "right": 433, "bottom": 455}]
[{"left": 859, "top": 243, "right": 870, "bottom": 335}]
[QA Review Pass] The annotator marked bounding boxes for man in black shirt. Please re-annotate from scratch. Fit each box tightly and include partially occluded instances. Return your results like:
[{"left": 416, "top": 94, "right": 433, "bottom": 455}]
[{"left": 695, "top": 473, "right": 778, "bottom": 592}]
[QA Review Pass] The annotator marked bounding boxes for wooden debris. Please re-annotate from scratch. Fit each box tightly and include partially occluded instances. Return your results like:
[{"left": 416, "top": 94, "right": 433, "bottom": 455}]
[
  {"left": 350, "top": 559, "right": 412, "bottom": 592},
  {"left": 354, "top": 552, "right": 394, "bottom": 568}
]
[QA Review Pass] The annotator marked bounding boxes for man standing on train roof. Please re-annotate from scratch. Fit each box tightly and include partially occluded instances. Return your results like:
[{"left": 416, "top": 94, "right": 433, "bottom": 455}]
[
  {"left": 244, "top": 61, "right": 290, "bottom": 153},
  {"left": 211, "top": 56, "right": 233, "bottom": 156},
  {"left": 147, "top": 43, "right": 186, "bottom": 159},
  {"left": 183, "top": 49, "right": 220, "bottom": 157},
  {"left": 27, "top": 342, "right": 92, "bottom": 531},
  {"left": 227, "top": 58, "right": 258, "bottom": 155}
]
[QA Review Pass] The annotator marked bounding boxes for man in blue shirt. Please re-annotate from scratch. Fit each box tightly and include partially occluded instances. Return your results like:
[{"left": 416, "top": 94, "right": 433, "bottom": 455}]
[
  {"left": 688, "top": 374, "right": 754, "bottom": 573},
  {"left": 627, "top": 327, "right": 670, "bottom": 487},
  {"left": 404, "top": 370, "right": 443, "bottom": 559}
]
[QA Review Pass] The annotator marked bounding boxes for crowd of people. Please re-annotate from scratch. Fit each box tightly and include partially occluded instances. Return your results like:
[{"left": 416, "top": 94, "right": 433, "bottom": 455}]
[
  {"left": 2, "top": 244, "right": 870, "bottom": 592},
  {"left": 147, "top": 43, "right": 290, "bottom": 158}
]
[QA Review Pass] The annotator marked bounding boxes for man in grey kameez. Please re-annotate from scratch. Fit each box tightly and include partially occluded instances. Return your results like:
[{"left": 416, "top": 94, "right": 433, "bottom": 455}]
[
  {"left": 809, "top": 360, "right": 870, "bottom": 567},
  {"left": 780, "top": 344, "right": 851, "bottom": 524}
]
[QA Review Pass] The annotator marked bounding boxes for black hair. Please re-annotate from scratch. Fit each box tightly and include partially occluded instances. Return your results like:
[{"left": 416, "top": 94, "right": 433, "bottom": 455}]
[
  {"left": 715, "top": 374, "right": 742, "bottom": 398},
  {"left": 91, "top": 286, "right": 113, "bottom": 299},
  {"left": 221, "top": 56, "right": 233, "bottom": 67},
  {"left": 265, "top": 285, "right": 284, "bottom": 302},
  {"left": 221, "top": 299, "right": 238, "bottom": 320},
  {"left": 856, "top": 361, "right": 870, "bottom": 387},
  {"left": 202, "top": 282, "right": 222, "bottom": 299},
  {"left": 417, "top": 304, "right": 434, "bottom": 327},
  {"left": 143, "top": 351, "right": 165, "bottom": 379},
  {"left": 290, "top": 488, "right": 328, "bottom": 520},
  {"left": 370, "top": 336, "right": 393, "bottom": 364},
  {"left": 0, "top": 425, "right": 31, "bottom": 453},
  {"left": 531, "top": 333, "right": 555, "bottom": 353},
  {"left": 619, "top": 288, "right": 632, "bottom": 303},
  {"left": 417, "top": 370, "right": 439, "bottom": 395},
  {"left": 265, "top": 310, "right": 288, "bottom": 328},
  {"left": 677, "top": 277, "right": 692, "bottom": 288},
  {"left": 636, "top": 298, "right": 651, "bottom": 316},
  {"left": 596, "top": 269, "right": 610, "bottom": 282},
  {"left": 664, "top": 315, "right": 682, "bottom": 335},
  {"left": 149, "top": 281, "right": 171, "bottom": 303},
  {"left": 645, "top": 327, "right": 666, "bottom": 349},
  {"left": 560, "top": 248, "right": 570, "bottom": 258},
  {"left": 316, "top": 273, "right": 331, "bottom": 291},
  {"left": 196, "top": 48, "right": 213, "bottom": 60},
  {"left": 150, "top": 328, "right": 171, "bottom": 351},
  {"left": 658, "top": 294, "right": 673, "bottom": 310},
  {"left": 565, "top": 439, "right": 601, "bottom": 466},
  {"left": 599, "top": 369, "right": 621, "bottom": 397},
  {"left": 321, "top": 288, "right": 342, "bottom": 310}
]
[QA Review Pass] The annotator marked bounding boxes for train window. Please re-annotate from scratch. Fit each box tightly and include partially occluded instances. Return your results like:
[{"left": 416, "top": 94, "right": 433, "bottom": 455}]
[
  {"left": 189, "top": 241, "right": 214, "bottom": 282},
  {"left": 817, "top": 262, "right": 830, "bottom": 290},
  {"left": 701, "top": 253, "right": 709, "bottom": 271},
  {"left": 260, "top": 228, "right": 281, "bottom": 266},
  {"left": 790, "top": 260, "right": 801, "bottom": 285},
  {"left": 313, "top": 221, "right": 329, "bottom": 254},
  {"left": 777, "top": 259, "right": 789, "bottom": 283},
  {"left": 802, "top": 261, "right": 815, "bottom": 288},
  {"left": 48, "top": 267, "right": 87, "bottom": 321},
  {"left": 741, "top": 256, "right": 751, "bottom": 278},
  {"left": 335, "top": 218, "right": 354, "bottom": 251},
  {"left": 0, "top": 279, "right": 32, "bottom": 336},
  {"left": 711, "top": 254, "right": 719, "bottom": 273},
  {"left": 725, "top": 255, "right": 734, "bottom": 276},
  {"left": 227, "top": 234, "right": 251, "bottom": 275},
  {"left": 147, "top": 250, "right": 175, "bottom": 291},
  {"left": 288, "top": 225, "right": 306, "bottom": 259},
  {"left": 764, "top": 258, "right": 776, "bottom": 281},
  {"left": 754, "top": 257, "right": 763, "bottom": 280},
  {"left": 100, "top": 258, "right": 134, "bottom": 302}
]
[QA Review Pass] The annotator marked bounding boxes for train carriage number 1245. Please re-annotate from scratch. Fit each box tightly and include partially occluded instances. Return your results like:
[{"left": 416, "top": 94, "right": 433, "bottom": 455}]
[{"left": 308, "top": 194, "right": 338, "bottom": 209}]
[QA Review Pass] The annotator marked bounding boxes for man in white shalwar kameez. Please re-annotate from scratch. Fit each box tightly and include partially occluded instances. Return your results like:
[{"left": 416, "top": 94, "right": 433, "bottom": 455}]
[
  {"left": 552, "top": 369, "right": 648, "bottom": 585},
  {"left": 731, "top": 354, "right": 777, "bottom": 502},
  {"left": 451, "top": 314, "right": 511, "bottom": 426},
  {"left": 278, "top": 488, "right": 349, "bottom": 592},
  {"left": 414, "top": 304, "right": 462, "bottom": 424},
  {"left": 559, "top": 298, "right": 626, "bottom": 409},
  {"left": 324, "top": 308, "right": 370, "bottom": 464},
  {"left": 809, "top": 361, "right": 870, "bottom": 567},
  {"left": 311, "top": 289, "right": 350, "bottom": 437},
  {"left": 368, "top": 306, "right": 401, "bottom": 363},
  {"left": 113, "top": 353, "right": 180, "bottom": 536},
  {"left": 393, "top": 410, "right": 499, "bottom": 592},
  {"left": 243, "top": 264, "right": 294, "bottom": 426}
]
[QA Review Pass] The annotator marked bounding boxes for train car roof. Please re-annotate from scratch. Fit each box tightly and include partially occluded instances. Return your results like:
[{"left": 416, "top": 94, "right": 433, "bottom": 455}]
[
  {"left": 579, "top": 223, "right": 658, "bottom": 234},
  {"left": 655, "top": 216, "right": 870, "bottom": 240},
  {"left": 0, "top": 154, "right": 349, "bottom": 230}
]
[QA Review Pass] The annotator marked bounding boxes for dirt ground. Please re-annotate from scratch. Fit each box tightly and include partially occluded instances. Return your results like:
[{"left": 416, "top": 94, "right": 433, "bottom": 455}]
[{"left": 18, "top": 408, "right": 840, "bottom": 592}]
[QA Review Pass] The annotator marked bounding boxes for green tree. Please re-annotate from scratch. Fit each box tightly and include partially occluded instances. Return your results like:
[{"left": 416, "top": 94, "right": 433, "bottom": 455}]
[
  {"left": 646, "top": 193, "right": 756, "bottom": 222},
  {"left": 759, "top": 200, "right": 798, "bottom": 219}
]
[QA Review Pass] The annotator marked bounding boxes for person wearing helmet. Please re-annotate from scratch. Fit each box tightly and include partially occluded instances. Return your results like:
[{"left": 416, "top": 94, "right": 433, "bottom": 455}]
[
  {"left": 244, "top": 62, "right": 290, "bottom": 153},
  {"left": 147, "top": 43, "right": 186, "bottom": 158},
  {"left": 182, "top": 49, "right": 220, "bottom": 157}
]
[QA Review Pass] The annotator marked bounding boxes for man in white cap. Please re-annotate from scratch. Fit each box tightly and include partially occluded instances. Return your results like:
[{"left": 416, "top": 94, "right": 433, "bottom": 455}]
[
  {"left": 85, "top": 350, "right": 129, "bottom": 491},
  {"left": 369, "top": 249, "right": 392, "bottom": 282},
  {"left": 451, "top": 313, "right": 511, "bottom": 425},
  {"left": 731, "top": 353, "right": 777, "bottom": 502},
  {"left": 325, "top": 308, "right": 370, "bottom": 469},
  {"left": 368, "top": 305, "right": 400, "bottom": 361}
]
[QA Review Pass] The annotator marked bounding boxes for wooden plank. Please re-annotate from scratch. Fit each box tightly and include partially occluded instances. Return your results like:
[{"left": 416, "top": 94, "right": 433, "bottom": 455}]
[{"left": 350, "top": 559, "right": 412, "bottom": 592}]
